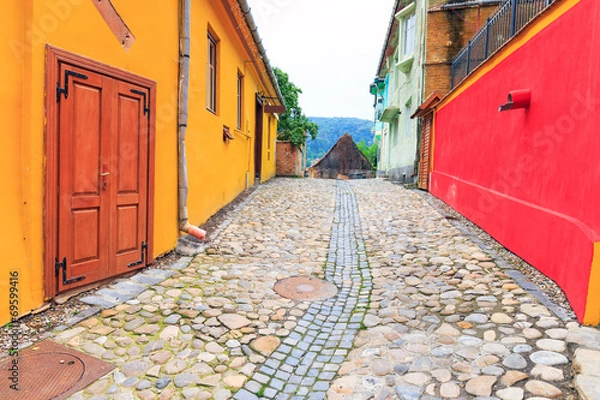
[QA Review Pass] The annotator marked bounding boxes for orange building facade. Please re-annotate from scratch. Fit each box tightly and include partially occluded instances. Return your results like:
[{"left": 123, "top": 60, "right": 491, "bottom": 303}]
[{"left": 0, "top": 0, "right": 284, "bottom": 325}]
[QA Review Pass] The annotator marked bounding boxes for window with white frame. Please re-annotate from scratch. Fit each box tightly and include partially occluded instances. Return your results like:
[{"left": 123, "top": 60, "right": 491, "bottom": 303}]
[
  {"left": 403, "top": 13, "right": 416, "bottom": 57},
  {"left": 395, "top": 2, "right": 416, "bottom": 73}
]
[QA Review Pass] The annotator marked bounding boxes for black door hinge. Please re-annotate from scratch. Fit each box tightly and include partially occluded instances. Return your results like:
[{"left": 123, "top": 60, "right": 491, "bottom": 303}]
[
  {"left": 55, "top": 257, "right": 86, "bottom": 285},
  {"left": 130, "top": 89, "right": 150, "bottom": 117},
  {"left": 128, "top": 242, "right": 148, "bottom": 268},
  {"left": 56, "top": 70, "right": 89, "bottom": 102}
]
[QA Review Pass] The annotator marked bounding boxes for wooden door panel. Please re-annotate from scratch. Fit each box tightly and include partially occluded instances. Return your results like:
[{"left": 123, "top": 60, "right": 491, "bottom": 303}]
[
  {"left": 117, "top": 205, "right": 139, "bottom": 253},
  {"left": 71, "top": 83, "right": 102, "bottom": 195},
  {"left": 112, "top": 82, "right": 149, "bottom": 274},
  {"left": 72, "top": 209, "right": 100, "bottom": 262},
  {"left": 116, "top": 95, "right": 141, "bottom": 193},
  {"left": 58, "top": 65, "right": 109, "bottom": 291}
]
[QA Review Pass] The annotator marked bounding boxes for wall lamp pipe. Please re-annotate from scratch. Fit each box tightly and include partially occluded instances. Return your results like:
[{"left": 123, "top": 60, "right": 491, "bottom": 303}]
[{"left": 499, "top": 89, "right": 531, "bottom": 112}]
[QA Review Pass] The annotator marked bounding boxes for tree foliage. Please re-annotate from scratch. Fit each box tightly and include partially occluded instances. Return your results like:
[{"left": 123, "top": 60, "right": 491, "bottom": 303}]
[
  {"left": 274, "top": 67, "right": 318, "bottom": 148},
  {"left": 357, "top": 139, "right": 379, "bottom": 169}
]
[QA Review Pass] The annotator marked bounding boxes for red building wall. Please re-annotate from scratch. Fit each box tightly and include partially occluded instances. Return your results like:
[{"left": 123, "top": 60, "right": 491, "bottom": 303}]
[{"left": 431, "top": 0, "right": 600, "bottom": 323}]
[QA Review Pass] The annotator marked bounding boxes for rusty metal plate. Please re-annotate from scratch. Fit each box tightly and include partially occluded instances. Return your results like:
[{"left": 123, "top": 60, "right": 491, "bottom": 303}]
[
  {"left": 0, "top": 340, "right": 115, "bottom": 400},
  {"left": 274, "top": 276, "right": 338, "bottom": 300}
]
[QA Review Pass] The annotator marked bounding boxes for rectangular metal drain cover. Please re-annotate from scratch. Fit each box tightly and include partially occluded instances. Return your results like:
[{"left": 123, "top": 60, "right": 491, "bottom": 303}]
[{"left": 0, "top": 339, "right": 115, "bottom": 399}]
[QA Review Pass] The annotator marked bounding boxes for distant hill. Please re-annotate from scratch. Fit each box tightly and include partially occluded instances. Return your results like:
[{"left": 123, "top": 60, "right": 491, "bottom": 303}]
[{"left": 306, "top": 117, "right": 374, "bottom": 165}]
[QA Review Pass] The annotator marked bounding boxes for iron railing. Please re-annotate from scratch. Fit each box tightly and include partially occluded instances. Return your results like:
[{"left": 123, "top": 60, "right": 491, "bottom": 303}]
[{"left": 451, "top": 0, "right": 555, "bottom": 88}]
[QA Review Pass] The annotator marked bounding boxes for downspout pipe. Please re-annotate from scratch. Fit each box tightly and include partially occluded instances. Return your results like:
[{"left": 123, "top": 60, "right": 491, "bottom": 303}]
[{"left": 178, "top": 0, "right": 206, "bottom": 240}]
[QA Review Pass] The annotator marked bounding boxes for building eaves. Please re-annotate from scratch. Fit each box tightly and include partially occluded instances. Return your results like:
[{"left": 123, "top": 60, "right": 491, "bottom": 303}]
[
  {"left": 428, "top": 0, "right": 505, "bottom": 13},
  {"left": 237, "top": 0, "right": 285, "bottom": 106},
  {"left": 376, "top": 0, "right": 402, "bottom": 78}
]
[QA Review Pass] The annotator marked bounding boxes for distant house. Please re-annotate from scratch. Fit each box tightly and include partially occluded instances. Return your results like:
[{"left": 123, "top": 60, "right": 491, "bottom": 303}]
[
  {"left": 374, "top": 0, "right": 427, "bottom": 183},
  {"left": 371, "top": 0, "right": 500, "bottom": 184},
  {"left": 309, "top": 134, "right": 374, "bottom": 179}
]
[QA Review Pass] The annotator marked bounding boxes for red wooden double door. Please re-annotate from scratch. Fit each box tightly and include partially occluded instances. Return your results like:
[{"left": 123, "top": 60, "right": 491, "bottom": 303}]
[{"left": 46, "top": 47, "right": 155, "bottom": 296}]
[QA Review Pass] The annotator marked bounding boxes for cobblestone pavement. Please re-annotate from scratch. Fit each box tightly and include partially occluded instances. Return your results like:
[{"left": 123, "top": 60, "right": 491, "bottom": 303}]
[
  {"left": 44, "top": 178, "right": 600, "bottom": 399},
  {"left": 234, "top": 182, "right": 371, "bottom": 400}
]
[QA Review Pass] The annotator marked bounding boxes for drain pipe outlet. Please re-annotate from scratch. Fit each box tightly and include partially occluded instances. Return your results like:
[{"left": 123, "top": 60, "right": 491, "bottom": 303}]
[{"left": 178, "top": 0, "right": 206, "bottom": 241}]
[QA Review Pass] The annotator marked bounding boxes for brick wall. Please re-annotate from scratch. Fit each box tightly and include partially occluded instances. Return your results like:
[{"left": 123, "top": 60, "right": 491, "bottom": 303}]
[
  {"left": 276, "top": 141, "right": 302, "bottom": 176},
  {"left": 425, "top": 4, "right": 499, "bottom": 98}
]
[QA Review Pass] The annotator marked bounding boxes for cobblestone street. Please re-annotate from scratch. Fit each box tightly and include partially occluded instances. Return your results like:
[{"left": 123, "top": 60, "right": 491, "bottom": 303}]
[{"left": 49, "top": 178, "right": 600, "bottom": 399}]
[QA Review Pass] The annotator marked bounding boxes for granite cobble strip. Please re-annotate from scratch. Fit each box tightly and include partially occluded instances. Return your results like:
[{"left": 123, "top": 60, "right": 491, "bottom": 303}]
[{"left": 236, "top": 182, "right": 371, "bottom": 400}]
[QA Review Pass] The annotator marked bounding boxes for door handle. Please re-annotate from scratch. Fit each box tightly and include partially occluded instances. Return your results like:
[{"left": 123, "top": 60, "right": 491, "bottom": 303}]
[{"left": 101, "top": 164, "right": 109, "bottom": 191}]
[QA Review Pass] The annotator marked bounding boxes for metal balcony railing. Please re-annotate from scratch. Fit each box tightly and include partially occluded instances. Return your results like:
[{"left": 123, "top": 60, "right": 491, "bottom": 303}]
[{"left": 451, "top": 0, "right": 555, "bottom": 88}]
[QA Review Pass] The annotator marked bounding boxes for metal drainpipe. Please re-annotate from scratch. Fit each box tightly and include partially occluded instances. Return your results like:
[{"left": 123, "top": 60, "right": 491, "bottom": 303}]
[
  {"left": 178, "top": 0, "right": 206, "bottom": 240},
  {"left": 414, "top": 1, "right": 427, "bottom": 182}
]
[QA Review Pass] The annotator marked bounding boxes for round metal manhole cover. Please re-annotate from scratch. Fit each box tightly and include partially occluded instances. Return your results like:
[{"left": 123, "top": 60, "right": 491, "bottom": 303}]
[
  {"left": 274, "top": 276, "right": 337, "bottom": 300},
  {"left": 0, "top": 352, "right": 85, "bottom": 399}
]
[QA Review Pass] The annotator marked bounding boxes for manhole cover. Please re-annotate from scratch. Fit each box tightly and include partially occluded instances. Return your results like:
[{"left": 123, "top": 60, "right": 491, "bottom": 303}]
[
  {"left": 274, "top": 276, "right": 337, "bottom": 300},
  {"left": 0, "top": 340, "right": 115, "bottom": 400}
]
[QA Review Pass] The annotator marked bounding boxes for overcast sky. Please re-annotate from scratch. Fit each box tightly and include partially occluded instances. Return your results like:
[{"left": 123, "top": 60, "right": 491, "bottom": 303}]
[{"left": 246, "top": 0, "right": 396, "bottom": 120}]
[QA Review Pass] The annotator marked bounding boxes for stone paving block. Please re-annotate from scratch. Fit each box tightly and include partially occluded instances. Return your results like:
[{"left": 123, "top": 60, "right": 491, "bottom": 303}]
[
  {"left": 253, "top": 373, "right": 269, "bottom": 384},
  {"left": 270, "top": 378, "right": 285, "bottom": 390},
  {"left": 112, "top": 281, "right": 147, "bottom": 296},
  {"left": 233, "top": 389, "right": 259, "bottom": 400},
  {"left": 95, "top": 288, "right": 134, "bottom": 303},
  {"left": 144, "top": 269, "right": 176, "bottom": 279},
  {"left": 574, "top": 348, "right": 600, "bottom": 377},
  {"left": 169, "top": 260, "right": 190, "bottom": 270},
  {"left": 244, "top": 380, "right": 261, "bottom": 394},
  {"left": 79, "top": 295, "right": 119, "bottom": 309},
  {"left": 308, "top": 391, "right": 326, "bottom": 400},
  {"left": 65, "top": 307, "right": 101, "bottom": 326},
  {"left": 259, "top": 366, "right": 276, "bottom": 376},
  {"left": 575, "top": 375, "right": 600, "bottom": 400},
  {"left": 131, "top": 273, "right": 166, "bottom": 286}
]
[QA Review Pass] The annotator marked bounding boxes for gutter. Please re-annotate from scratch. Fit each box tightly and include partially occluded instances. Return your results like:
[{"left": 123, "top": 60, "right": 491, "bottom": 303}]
[
  {"left": 178, "top": 0, "right": 206, "bottom": 240},
  {"left": 237, "top": 0, "right": 285, "bottom": 105},
  {"left": 433, "top": 0, "right": 505, "bottom": 11},
  {"left": 376, "top": 0, "right": 401, "bottom": 78}
]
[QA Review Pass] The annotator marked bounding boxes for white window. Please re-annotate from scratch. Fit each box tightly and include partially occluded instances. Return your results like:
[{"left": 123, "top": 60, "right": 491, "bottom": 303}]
[
  {"left": 395, "top": 2, "right": 416, "bottom": 73},
  {"left": 403, "top": 13, "right": 416, "bottom": 57}
]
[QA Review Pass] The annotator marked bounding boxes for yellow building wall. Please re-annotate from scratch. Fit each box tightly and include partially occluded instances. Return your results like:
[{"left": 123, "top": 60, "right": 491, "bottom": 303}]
[
  {"left": 1, "top": 0, "right": 32, "bottom": 326},
  {"left": 186, "top": 0, "right": 278, "bottom": 224},
  {"left": 0, "top": 0, "right": 279, "bottom": 326}
]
